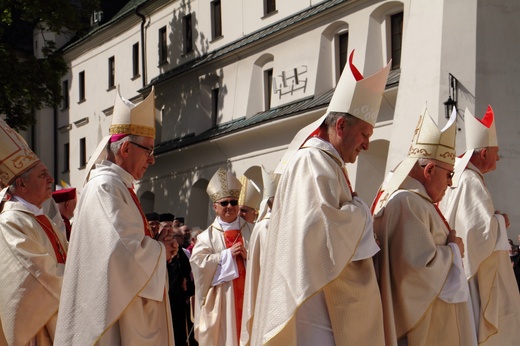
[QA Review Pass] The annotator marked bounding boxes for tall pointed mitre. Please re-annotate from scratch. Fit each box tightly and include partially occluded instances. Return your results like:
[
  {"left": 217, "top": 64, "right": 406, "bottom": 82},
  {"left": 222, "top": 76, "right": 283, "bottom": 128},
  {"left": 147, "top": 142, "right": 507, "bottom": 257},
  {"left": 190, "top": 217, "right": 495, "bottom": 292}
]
[
  {"left": 452, "top": 105, "right": 498, "bottom": 185},
  {"left": 82, "top": 86, "right": 156, "bottom": 185},
  {"left": 0, "top": 118, "right": 40, "bottom": 185},
  {"left": 275, "top": 50, "right": 391, "bottom": 174},
  {"left": 109, "top": 86, "right": 156, "bottom": 138},
  {"left": 261, "top": 165, "right": 280, "bottom": 200},
  {"left": 372, "top": 106, "right": 457, "bottom": 215},
  {"left": 238, "top": 175, "right": 262, "bottom": 211},
  {"left": 257, "top": 166, "right": 281, "bottom": 221},
  {"left": 206, "top": 167, "right": 242, "bottom": 202}
]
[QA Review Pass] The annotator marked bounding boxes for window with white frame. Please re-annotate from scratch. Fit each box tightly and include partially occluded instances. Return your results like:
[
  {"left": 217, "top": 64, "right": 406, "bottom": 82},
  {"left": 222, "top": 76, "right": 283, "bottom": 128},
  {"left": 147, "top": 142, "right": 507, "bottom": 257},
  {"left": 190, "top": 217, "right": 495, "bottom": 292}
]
[
  {"left": 184, "top": 14, "right": 193, "bottom": 54},
  {"left": 108, "top": 56, "right": 115, "bottom": 89},
  {"left": 159, "top": 26, "right": 168, "bottom": 64},
  {"left": 390, "top": 11, "right": 403, "bottom": 69},
  {"left": 211, "top": 0, "right": 222, "bottom": 39}
]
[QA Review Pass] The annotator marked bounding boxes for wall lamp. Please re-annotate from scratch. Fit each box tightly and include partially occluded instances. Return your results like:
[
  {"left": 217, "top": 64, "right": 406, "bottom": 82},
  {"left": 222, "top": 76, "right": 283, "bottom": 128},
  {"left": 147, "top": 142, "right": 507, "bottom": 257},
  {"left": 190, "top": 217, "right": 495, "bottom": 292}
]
[{"left": 443, "top": 73, "right": 458, "bottom": 119}]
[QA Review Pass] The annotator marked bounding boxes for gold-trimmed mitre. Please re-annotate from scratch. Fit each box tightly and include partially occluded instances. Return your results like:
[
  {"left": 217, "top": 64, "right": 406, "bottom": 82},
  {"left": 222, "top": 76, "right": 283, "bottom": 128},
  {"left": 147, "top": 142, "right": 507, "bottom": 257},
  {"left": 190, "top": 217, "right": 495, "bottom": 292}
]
[
  {"left": 407, "top": 106, "right": 457, "bottom": 165},
  {"left": 261, "top": 166, "right": 280, "bottom": 199},
  {"left": 109, "top": 86, "right": 156, "bottom": 138},
  {"left": 207, "top": 167, "right": 242, "bottom": 202},
  {"left": 238, "top": 175, "right": 262, "bottom": 210},
  {"left": 372, "top": 107, "right": 457, "bottom": 215},
  {"left": 465, "top": 105, "right": 498, "bottom": 150},
  {"left": 0, "top": 118, "right": 40, "bottom": 185}
]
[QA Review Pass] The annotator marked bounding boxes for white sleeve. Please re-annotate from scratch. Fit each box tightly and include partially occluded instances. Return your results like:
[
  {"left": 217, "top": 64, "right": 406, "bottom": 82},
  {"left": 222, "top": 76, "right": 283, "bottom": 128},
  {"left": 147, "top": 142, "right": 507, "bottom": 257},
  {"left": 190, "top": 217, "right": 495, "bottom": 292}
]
[
  {"left": 493, "top": 214, "right": 510, "bottom": 251},
  {"left": 351, "top": 196, "right": 380, "bottom": 261},
  {"left": 211, "top": 248, "right": 239, "bottom": 286},
  {"left": 439, "top": 243, "right": 469, "bottom": 304}
]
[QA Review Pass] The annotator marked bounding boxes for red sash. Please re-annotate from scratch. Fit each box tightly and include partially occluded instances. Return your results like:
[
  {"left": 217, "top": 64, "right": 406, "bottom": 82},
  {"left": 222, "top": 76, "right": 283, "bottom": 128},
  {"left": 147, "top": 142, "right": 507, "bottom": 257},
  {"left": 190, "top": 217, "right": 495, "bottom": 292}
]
[
  {"left": 35, "top": 215, "right": 67, "bottom": 264},
  {"left": 433, "top": 203, "right": 451, "bottom": 235},
  {"left": 127, "top": 188, "right": 152, "bottom": 237},
  {"left": 62, "top": 215, "right": 72, "bottom": 241},
  {"left": 224, "top": 229, "right": 246, "bottom": 340}
]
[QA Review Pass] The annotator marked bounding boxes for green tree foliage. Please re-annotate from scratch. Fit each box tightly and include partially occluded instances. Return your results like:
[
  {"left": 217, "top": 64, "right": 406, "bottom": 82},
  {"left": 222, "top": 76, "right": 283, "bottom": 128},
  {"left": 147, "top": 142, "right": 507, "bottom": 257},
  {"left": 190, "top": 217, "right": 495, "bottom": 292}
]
[{"left": 0, "top": 0, "right": 99, "bottom": 130}]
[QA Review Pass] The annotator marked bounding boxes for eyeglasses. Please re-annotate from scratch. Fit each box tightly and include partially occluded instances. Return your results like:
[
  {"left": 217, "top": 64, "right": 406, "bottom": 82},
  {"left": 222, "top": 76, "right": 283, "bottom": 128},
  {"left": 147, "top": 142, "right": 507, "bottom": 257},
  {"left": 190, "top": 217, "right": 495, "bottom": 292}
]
[
  {"left": 422, "top": 164, "right": 454, "bottom": 179},
  {"left": 217, "top": 200, "right": 238, "bottom": 207},
  {"left": 129, "top": 141, "right": 154, "bottom": 157},
  {"left": 435, "top": 165, "right": 455, "bottom": 179}
]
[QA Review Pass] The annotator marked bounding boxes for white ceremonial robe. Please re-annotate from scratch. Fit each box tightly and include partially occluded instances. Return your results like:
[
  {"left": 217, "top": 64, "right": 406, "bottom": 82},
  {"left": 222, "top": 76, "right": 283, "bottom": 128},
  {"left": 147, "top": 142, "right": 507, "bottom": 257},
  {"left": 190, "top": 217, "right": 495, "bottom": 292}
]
[
  {"left": 0, "top": 199, "right": 67, "bottom": 345},
  {"left": 54, "top": 160, "right": 173, "bottom": 345},
  {"left": 250, "top": 137, "right": 384, "bottom": 346},
  {"left": 240, "top": 212, "right": 270, "bottom": 346},
  {"left": 374, "top": 176, "right": 474, "bottom": 346},
  {"left": 439, "top": 163, "right": 520, "bottom": 345},
  {"left": 190, "top": 217, "right": 253, "bottom": 346}
]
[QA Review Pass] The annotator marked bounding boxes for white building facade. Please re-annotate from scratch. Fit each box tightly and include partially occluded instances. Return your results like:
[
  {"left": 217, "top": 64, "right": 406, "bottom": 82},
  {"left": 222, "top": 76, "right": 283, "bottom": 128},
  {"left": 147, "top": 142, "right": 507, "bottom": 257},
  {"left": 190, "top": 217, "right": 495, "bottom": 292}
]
[{"left": 31, "top": 0, "right": 520, "bottom": 234}]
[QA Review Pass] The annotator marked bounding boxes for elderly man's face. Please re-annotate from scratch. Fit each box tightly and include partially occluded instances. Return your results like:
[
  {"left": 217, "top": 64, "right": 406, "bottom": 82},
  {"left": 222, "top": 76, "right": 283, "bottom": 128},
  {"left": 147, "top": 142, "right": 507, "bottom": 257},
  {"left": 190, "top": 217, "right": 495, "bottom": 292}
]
[
  {"left": 481, "top": 146, "right": 500, "bottom": 174},
  {"left": 213, "top": 197, "right": 239, "bottom": 223},
  {"left": 124, "top": 137, "right": 155, "bottom": 180},
  {"left": 239, "top": 205, "right": 257, "bottom": 223},
  {"left": 20, "top": 162, "right": 54, "bottom": 208},
  {"left": 335, "top": 117, "right": 373, "bottom": 164},
  {"left": 423, "top": 161, "right": 454, "bottom": 203}
]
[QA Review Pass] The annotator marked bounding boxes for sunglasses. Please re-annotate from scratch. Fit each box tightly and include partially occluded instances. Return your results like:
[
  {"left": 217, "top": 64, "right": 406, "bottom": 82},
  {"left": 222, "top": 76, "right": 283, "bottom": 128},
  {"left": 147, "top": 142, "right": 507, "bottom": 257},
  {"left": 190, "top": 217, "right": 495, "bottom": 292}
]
[{"left": 218, "top": 200, "right": 238, "bottom": 207}]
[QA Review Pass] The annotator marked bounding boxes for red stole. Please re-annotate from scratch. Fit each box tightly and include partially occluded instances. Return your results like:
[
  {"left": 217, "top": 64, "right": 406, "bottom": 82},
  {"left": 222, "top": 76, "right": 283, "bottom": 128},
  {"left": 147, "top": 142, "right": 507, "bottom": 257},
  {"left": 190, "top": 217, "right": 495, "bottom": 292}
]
[
  {"left": 127, "top": 188, "right": 152, "bottom": 238},
  {"left": 35, "top": 215, "right": 67, "bottom": 264},
  {"left": 61, "top": 215, "right": 72, "bottom": 241},
  {"left": 224, "top": 229, "right": 246, "bottom": 340},
  {"left": 433, "top": 203, "right": 451, "bottom": 235}
]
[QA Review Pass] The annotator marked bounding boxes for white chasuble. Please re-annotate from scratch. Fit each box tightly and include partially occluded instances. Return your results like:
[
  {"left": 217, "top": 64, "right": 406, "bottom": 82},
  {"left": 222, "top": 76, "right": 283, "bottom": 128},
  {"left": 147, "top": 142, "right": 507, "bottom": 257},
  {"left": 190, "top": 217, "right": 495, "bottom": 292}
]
[
  {"left": 54, "top": 161, "right": 173, "bottom": 345},
  {"left": 250, "top": 137, "right": 384, "bottom": 346},
  {"left": 191, "top": 217, "right": 253, "bottom": 346},
  {"left": 0, "top": 201, "right": 68, "bottom": 345},
  {"left": 440, "top": 164, "right": 520, "bottom": 345},
  {"left": 374, "top": 177, "right": 474, "bottom": 346}
]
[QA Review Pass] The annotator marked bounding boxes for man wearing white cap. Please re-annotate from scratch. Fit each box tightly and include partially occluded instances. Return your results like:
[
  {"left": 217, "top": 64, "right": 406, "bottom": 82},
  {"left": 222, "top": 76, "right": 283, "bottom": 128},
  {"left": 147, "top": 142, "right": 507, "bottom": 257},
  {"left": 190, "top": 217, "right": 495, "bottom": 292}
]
[
  {"left": 238, "top": 175, "right": 262, "bottom": 224},
  {"left": 250, "top": 51, "right": 390, "bottom": 345},
  {"left": 439, "top": 106, "right": 520, "bottom": 345},
  {"left": 0, "top": 118, "right": 68, "bottom": 345},
  {"left": 240, "top": 166, "right": 279, "bottom": 346},
  {"left": 373, "top": 108, "right": 475, "bottom": 345},
  {"left": 190, "top": 167, "right": 254, "bottom": 346},
  {"left": 55, "top": 87, "right": 178, "bottom": 345}
]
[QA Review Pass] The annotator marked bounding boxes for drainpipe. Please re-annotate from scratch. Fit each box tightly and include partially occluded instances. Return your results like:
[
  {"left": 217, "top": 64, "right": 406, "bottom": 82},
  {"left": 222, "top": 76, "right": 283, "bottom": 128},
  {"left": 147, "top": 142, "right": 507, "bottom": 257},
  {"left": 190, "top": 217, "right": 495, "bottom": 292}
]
[{"left": 135, "top": 4, "right": 147, "bottom": 88}]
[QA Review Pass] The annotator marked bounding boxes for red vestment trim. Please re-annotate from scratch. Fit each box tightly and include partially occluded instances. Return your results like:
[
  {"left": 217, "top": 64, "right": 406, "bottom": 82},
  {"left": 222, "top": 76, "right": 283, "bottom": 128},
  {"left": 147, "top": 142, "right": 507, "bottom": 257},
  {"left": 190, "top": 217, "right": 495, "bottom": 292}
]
[
  {"left": 35, "top": 215, "right": 67, "bottom": 264},
  {"left": 224, "top": 229, "right": 246, "bottom": 341},
  {"left": 127, "top": 188, "right": 153, "bottom": 238}
]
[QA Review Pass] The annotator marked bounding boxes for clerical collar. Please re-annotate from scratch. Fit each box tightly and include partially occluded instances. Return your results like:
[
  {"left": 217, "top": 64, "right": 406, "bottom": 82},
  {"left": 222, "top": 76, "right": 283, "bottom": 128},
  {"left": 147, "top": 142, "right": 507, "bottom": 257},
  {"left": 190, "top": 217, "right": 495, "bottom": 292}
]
[
  {"left": 217, "top": 216, "right": 241, "bottom": 231},
  {"left": 11, "top": 195, "right": 44, "bottom": 216}
]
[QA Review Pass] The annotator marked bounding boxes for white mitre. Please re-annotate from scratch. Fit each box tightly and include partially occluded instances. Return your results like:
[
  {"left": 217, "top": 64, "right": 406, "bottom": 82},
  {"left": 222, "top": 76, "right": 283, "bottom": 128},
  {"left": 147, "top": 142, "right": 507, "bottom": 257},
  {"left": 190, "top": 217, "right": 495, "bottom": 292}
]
[
  {"left": 0, "top": 118, "right": 40, "bottom": 185},
  {"left": 238, "top": 175, "right": 262, "bottom": 211},
  {"left": 372, "top": 106, "right": 457, "bottom": 215},
  {"left": 257, "top": 166, "right": 281, "bottom": 221},
  {"left": 275, "top": 50, "right": 391, "bottom": 174},
  {"left": 452, "top": 105, "right": 498, "bottom": 185},
  {"left": 207, "top": 167, "right": 242, "bottom": 202},
  {"left": 83, "top": 86, "right": 156, "bottom": 185}
]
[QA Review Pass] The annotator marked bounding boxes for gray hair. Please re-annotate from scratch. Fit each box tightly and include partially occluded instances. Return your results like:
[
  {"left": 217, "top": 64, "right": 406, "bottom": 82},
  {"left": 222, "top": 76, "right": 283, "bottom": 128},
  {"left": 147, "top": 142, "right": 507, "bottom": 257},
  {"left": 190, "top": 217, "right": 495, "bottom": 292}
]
[
  {"left": 108, "top": 134, "right": 142, "bottom": 156},
  {"left": 9, "top": 165, "right": 36, "bottom": 190},
  {"left": 321, "top": 112, "right": 358, "bottom": 130}
]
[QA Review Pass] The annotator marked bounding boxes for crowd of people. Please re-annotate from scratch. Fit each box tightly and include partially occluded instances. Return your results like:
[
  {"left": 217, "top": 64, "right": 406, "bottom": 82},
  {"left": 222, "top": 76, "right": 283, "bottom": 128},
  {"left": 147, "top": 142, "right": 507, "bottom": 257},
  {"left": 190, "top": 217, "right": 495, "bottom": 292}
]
[{"left": 0, "top": 49, "right": 519, "bottom": 346}]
